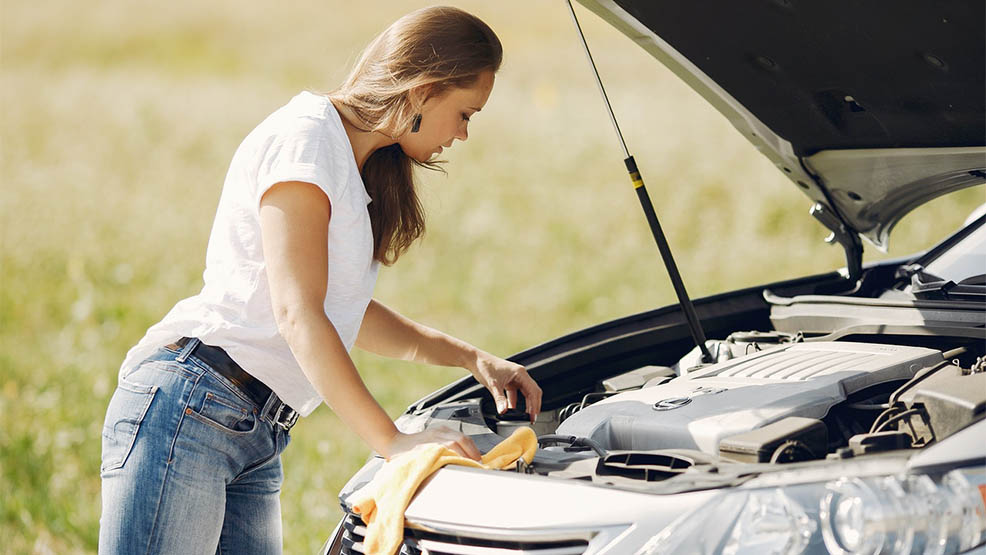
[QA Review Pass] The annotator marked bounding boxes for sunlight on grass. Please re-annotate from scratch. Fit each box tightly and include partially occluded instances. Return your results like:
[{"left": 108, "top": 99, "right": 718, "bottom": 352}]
[{"left": 2, "top": 1, "right": 981, "bottom": 552}]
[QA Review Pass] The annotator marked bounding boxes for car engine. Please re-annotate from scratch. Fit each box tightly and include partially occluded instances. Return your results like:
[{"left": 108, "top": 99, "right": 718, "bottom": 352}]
[{"left": 550, "top": 340, "right": 982, "bottom": 463}]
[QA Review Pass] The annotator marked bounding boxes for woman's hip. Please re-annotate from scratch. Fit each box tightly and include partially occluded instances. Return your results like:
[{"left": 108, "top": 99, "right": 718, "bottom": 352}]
[
  {"left": 101, "top": 344, "right": 288, "bottom": 479},
  {"left": 99, "top": 344, "right": 290, "bottom": 552}
]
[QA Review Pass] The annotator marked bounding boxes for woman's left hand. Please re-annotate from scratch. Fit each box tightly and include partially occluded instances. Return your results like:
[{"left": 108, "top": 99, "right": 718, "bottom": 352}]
[{"left": 471, "top": 354, "right": 542, "bottom": 423}]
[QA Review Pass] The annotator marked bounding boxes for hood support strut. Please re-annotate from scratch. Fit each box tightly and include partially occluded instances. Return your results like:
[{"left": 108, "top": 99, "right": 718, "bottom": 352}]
[
  {"left": 810, "top": 202, "right": 863, "bottom": 284},
  {"left": 566, "top": 0, "right": 712, "bottom": 363}
]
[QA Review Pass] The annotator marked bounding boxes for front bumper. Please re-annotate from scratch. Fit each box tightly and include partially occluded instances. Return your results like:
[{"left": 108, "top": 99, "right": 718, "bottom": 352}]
[
  {"left": 322, "top": 454, "right": 986, "bottom": 555},
  {"left": 322, "top": 463, "right": 716, "bottom": 554}
]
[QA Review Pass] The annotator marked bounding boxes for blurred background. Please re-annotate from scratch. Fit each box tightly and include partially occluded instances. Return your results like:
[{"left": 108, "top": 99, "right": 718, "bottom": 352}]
[{"left": 2, "top": 0, "right": 981, "bottom": 552}]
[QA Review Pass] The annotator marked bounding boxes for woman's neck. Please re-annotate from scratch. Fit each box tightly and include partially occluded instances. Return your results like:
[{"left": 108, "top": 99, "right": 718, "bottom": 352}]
[{"left": 330, "top": 100, "right": 397, "bottom": 172}]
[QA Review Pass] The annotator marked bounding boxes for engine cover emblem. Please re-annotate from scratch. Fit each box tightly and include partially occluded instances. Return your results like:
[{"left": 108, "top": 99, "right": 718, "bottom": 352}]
[{"left": 653, "top": 397, "right": 692, "bottom": 411}]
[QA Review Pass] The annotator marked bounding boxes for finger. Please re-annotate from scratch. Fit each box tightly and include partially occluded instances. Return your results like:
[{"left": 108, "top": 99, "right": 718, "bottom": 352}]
[
  {"left": 521, "top": 377, "right": 542, "bottom": 422},
  {"left": 458, "top": 435, "right": 482, "bottom": 461},
  {"left": 443, "top": 440, "right": 468, "bottom": 458},
  {"left": 490, "top": 387, "right": 508, "bottom": 414},
  {"left": 527, "top": 396, "right": 540, "bottom": 424},
  {"left": 442, "top": 434, "right": 479, "bottom": 461},
  {"left": 527, "top": 394, "right": 540, "bottom": 423},
  {"left": 506, "top": 386, "right": 518, "bottom": 410}
]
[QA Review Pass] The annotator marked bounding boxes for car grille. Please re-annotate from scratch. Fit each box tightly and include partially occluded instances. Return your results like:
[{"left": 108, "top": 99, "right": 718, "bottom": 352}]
[{"left": 340, "top": 513, "right": 589, "bottom": 555}]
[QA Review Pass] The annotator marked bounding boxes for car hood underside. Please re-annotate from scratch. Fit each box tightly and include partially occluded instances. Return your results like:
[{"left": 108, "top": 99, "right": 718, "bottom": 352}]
[{"left": 575, "top": 0, "right": 986, "bottom": 249}]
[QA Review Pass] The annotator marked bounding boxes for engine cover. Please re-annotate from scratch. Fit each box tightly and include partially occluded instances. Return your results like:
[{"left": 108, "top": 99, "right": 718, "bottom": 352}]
[{"left": 554, "top": 342, "right": 943, "bottom": 454}]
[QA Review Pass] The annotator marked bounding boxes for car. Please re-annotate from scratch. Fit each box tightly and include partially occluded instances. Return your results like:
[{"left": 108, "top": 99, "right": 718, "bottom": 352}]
[{"left": 323, "top": 1, "right": 986, "bottom": 554}]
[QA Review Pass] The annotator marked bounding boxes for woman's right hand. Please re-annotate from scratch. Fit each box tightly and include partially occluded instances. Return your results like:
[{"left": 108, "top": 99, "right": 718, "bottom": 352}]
[{"left": 385, "top": 429, "right": 482, "bottom": 461}]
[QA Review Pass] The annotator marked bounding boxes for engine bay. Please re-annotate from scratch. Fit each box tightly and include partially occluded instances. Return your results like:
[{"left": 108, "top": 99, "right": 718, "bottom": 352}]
[
  {"left": 555, "top": 341, "right": 947, "bottom": 453},
  {"left": 464, "top": 329, "right": 986, "bottom": 484},
  {"left": 547, "top": 338, "right": 983, "bottom": 462}
]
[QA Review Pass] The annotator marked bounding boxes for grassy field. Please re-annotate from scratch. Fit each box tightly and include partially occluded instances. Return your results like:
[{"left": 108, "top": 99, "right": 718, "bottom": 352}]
[{"left": 2, "top": 1, "right": 982, "bottom": 552}]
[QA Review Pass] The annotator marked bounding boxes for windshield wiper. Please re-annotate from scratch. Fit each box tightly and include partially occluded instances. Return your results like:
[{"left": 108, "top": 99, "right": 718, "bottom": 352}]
[{"left": 909, "top": 267, "right": 986, "bottom": 301}]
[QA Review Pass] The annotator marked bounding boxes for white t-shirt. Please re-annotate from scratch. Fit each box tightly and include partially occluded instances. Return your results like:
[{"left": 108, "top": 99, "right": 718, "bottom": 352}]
[{"left": 120, "top": 92, "right": 380, "bottom": 416}]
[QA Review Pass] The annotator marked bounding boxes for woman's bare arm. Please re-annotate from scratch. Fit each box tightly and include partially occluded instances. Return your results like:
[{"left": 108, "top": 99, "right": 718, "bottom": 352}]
[
  {"left": 356, "top": 299, "right": 542, "bottom": 422},
  {"left": 259, "top": 181, "right": 481, "bottom": 459},
  {"left": 356, "top": 300, "right": 479, "bottom": 367}
]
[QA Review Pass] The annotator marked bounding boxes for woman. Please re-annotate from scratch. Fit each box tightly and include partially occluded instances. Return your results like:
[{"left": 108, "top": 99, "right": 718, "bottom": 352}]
[{"left": 99, "top": 6, "right": 541, "bottom": 553}]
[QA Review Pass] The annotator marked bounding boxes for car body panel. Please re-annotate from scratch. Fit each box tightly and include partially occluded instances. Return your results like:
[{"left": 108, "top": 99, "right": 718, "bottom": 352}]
[
  {"left": 574, "top": 0, "right": 986, "bottom": 249},
  {"left": 804, "top": 147, "right": 986, "bottom": 248}
]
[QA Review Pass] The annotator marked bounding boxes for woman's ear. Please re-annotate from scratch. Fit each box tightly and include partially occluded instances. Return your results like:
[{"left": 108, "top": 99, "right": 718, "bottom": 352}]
[{"left": 408, "top": 83, "right": 431, "bottom": 111}]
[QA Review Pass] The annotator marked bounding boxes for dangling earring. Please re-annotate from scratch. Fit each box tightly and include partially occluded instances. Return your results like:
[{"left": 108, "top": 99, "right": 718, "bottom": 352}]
[{"left": 411, "top": 113, "right": 422, "bottom": 133}]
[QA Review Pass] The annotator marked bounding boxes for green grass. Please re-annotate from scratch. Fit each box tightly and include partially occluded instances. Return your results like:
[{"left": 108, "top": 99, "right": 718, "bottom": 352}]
[{"left": 2, "top": 1, "right": 982, "bottom": 552}]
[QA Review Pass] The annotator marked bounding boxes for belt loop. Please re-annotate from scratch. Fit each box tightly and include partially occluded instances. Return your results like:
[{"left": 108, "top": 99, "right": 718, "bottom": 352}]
[
  {"left": 259, "top": 390, "right": 279, "bottom": 421},
  {"left": 176, "top": 337, "right": 200, "bottom": 363}
]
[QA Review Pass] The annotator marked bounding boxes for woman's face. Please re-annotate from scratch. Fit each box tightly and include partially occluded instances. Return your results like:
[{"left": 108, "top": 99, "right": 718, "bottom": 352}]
[{"left": 399, "top": 70, "right": 495, "bottom": 163}]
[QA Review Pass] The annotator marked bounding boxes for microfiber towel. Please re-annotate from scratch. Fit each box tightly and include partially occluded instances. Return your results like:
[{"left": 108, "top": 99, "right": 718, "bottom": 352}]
[{"left": 348, "top": 427, "right": 537, "bottom": 555}]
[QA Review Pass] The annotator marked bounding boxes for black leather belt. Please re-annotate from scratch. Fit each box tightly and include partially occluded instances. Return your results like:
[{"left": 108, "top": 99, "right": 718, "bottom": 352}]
[{"left": 168, "top": 337, "right": 299, "bottom": 431}]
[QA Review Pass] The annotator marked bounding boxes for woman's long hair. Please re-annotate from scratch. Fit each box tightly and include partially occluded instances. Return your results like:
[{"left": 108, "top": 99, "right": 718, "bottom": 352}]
[{"left": 328, "top": 6, "right": 502, "bottom": 265}]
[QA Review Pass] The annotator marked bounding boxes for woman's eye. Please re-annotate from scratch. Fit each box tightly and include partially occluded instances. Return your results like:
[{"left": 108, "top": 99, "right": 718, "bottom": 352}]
[{"left": 461, "top": 113, "right": 471, "bottom": 122}]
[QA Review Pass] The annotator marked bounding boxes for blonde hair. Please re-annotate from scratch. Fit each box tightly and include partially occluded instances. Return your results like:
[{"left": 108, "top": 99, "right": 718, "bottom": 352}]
[{"left": 328, "top": 6, "right": 502, "bottom": 265}]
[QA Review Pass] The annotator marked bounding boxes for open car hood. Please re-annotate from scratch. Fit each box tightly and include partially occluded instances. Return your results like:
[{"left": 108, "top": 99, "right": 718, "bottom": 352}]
[{"left": 576, "top": 0, "right": 986, "bottom": 250}]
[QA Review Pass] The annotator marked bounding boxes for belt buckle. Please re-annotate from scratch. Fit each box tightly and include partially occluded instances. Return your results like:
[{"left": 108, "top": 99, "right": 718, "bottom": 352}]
[{"left": 272, "top": 403, "right": 298, "bottom": 431}]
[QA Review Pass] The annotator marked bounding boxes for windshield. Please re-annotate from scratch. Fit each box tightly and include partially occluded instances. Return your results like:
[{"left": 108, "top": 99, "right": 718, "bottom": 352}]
[{"left": 922, "top": 208, "right": 986, "bottom": 284}]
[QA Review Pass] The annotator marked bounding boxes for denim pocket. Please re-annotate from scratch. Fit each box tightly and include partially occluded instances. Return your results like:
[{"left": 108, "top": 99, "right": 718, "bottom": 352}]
[
  {"left": 186, "top": 391, "right": 256, "bottom": 434},
  {"left": 101, "top": 377, "right": 157, "bottom": 473}
]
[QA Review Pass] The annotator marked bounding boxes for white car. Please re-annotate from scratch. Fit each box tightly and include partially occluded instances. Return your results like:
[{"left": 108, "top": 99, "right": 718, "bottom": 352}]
[{"left": 324, "top": 1, "right": 986, "bottom": 553}]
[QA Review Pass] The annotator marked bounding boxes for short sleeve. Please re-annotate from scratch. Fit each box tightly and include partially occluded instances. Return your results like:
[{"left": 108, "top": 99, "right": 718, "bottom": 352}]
[{"left": 254, "top": 115, "right": 344, "bottom": 211}]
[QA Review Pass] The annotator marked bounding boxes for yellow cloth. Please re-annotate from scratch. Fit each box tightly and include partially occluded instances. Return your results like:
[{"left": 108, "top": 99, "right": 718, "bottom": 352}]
[{"left": 348, "top": 427, "right": 537, "bottom": 555}]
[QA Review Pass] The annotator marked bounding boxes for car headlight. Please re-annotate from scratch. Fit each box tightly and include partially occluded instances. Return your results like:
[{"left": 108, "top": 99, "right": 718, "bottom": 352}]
[{"left": 637, "top": 467, "right": 986, "bottom": 555}]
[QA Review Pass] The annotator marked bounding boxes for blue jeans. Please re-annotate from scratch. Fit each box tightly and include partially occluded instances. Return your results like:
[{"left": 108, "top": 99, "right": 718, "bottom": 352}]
[{"left": 99, "top": 339, "right": 292, "bottom": 554}]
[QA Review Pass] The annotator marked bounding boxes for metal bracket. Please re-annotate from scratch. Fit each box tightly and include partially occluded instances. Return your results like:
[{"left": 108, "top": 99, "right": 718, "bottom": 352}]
[{"left": 810, "top": 202, "right": 863, "bottom": 284}]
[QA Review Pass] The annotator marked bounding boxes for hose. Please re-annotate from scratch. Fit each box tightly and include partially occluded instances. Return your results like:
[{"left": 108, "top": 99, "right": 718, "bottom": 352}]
[{"left": 873, "top": 408, "right": 923, "bottom": 434}]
